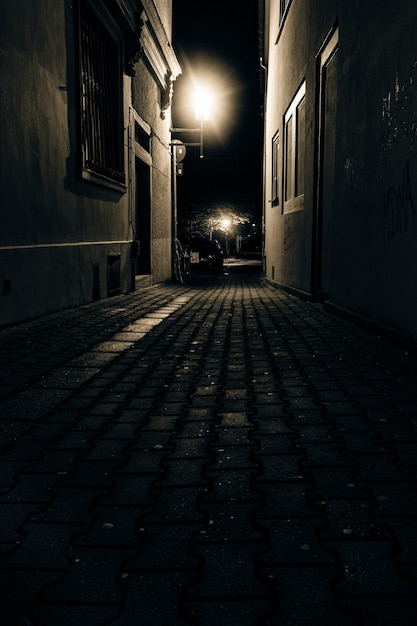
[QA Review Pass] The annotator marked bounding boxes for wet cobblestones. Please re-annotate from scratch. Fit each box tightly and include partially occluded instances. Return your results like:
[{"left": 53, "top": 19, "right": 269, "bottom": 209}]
[{"left": 1, "top": 262, "right": 417, "bottom": 624}]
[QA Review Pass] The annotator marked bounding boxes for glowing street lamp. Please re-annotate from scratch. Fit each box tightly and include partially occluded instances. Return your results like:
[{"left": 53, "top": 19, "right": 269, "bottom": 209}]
[
  {"left": 171, "top": 85, "right": 213, "bottom": 159},
  {"left": 194, "top": 88, "right": 212, "bottom": 121},
  {"left": 221, "top": 218, "right": 231, "bottom": 231}
]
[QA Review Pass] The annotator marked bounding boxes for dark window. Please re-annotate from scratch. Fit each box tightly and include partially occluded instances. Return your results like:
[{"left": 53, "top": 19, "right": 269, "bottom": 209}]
[
  {"left": 283, "top": 81, "right": 306, "bottom": 213},
  {"left": 135, "top": 121, "right": 151, "bottom": 152},
  {"left": 79, "top": 0, "right": 125, "bottom": 187},
  {"left": 280, "top": 0, "right": 292, "bottom": 24},
  {"left": 284, "top": 115, "right": 293, "bottom": 202},
  {"left": 271, "top": 131, "right": 280, "bottom": 206},
  {"left": 295, "top": 96, "right": 305, "bottom": 197}
]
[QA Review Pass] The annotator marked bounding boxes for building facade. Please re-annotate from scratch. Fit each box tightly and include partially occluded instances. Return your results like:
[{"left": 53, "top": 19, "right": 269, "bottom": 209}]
[
  {"left": 261, "top": 0, "right": 417, "bottom": 342},
  {"left": 0, "top": 0, "right": 180, "bottom": 326}
]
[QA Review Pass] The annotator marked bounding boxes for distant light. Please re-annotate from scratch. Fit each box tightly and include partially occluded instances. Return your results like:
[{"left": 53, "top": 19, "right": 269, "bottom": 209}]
[{"left": 194, "top": 88, "right": 213, "bottom": 121}]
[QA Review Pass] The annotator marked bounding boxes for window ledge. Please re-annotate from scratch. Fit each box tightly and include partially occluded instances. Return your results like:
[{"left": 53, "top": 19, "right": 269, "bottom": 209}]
[{"left": 82, "top": 169, "right": 127, "bottom": 193}]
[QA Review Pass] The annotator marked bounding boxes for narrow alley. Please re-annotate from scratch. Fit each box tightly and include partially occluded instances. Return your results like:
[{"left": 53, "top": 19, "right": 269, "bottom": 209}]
[{"left": 1, "top": 262, "right": 417, "bottom": 625}]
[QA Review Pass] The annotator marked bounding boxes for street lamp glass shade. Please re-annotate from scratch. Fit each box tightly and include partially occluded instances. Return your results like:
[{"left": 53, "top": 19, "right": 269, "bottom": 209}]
[{"left": 194, "top": 88, "right": 212, "bottom": 121}]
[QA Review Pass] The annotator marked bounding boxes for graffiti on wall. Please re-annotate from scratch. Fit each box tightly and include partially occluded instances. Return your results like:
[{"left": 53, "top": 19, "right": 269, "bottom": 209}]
[
  {"left": 383, "top": 159, "right": 416, "bottom": 239},
  {"left": 381, "top": 63, "right": 417, "bottom": 238},
  {"left": 283, "top": 215, "right": 293, "bottom": 250},
  {"left": 381, "top": 62, "right": 417, "bottom": 158}
]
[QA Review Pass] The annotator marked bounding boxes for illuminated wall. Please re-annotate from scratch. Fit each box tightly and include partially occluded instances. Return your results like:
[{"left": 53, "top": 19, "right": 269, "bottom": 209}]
[{"left": 262, "top": 0, "right": 417, "bottom": 339}]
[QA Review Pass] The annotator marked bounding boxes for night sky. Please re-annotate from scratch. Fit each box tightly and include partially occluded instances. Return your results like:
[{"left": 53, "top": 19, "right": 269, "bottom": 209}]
[{"left": 172, "top": 0, "right": 263, "bottom": 234}]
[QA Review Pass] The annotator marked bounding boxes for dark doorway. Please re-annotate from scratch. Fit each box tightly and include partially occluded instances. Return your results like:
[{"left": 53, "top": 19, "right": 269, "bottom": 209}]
[
  {"left": 135, "top": 158, "right": 151, "bottom": 275},
  {"left": 314, "top": 28, "right": 339, "bottom": 297}
]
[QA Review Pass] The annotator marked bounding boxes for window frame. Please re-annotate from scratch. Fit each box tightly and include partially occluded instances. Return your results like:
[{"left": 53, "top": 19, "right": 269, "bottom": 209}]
[
  {"left": 280, "top": 0, "right": 291, "bottom": 23},
  {"left": 78, "top": 0, "right": 126, "bottom": 191},
  {"left": 283, "top": 80, "right": 306, "bottom": 214},
  {"left": 271, "top": 130, "right": 280, "bottom": 207}
]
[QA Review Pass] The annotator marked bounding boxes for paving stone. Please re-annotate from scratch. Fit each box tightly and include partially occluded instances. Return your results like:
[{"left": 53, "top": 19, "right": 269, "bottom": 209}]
[
  {"left": 80, "top": 438, "right": 130, "bottom": 460},
  {"left": 186, "top": 600, "right": 272, "bottom": 626},
  {"left": 169, "top": 422, "right": 214, "bottom": 440},
  {"left": 75, "top": 505, "right": 148, "bottom": 547},
  {"left": 0, "top": 388, "right": 69, "bottom": 421},
  {"left": 24, "top": 450, "right": 79, "bottom": 474},
  {"left": 0, "top": 461, "right": 33, "bottom": 490},
  {"left": 47, "top": 430, "right": 95, "bottom": 450},
  {"left": 181, "top": 407, "right": 217, "bottom": 421},
  {"left": 0, "top": 440, "right": 51, "bottom": 461},
  {"left": 109, "top": 572, "right": 191, "bottom": 626},
  {"left": 19, "top": 422, "right": 67, "bottom": 441},
  {"left": 340, "top": 598, "right": 417, "bottom": 626},
  {"left": 254, "top": 399, "right": 289, "bottom": 416},
  {"left": 257, "top": 453, "right": 306, "bottom": 482},
  {"left": 56, "top": 460, "right": 118, "bottom": 488},
  {"left": 389, "top": 443, "right": 417, "bottom": 472},
  {"left": 197, "top": 500, "right": 264, "bottom": 544},
  {"left": 32, "top": 605, "right": 119, "bottom": 626},
  {"left": 40, "top": 546, "right": 128, "bottom": 604},
  {"left": 168, "top": 437, "right": 212, "bottom": 459},
  {"left": 143, "top": 486, "right": 206, "bottom": 523},
  {"left": 215, "top": 412, "right": 251, "bottom": 428},
  {"left": 2, "top": 522, "right": 84, "bottom": 569},
  {"left": 0, "top": 570, "right": 60, "bottom": 620},
  {"left": 189, "top": 543, "right": 270, "bottom": 599},
  {"left": 126, "top": 523, "right": 200, "bottom": 571},
  {"left": 256, "top": 482, "right": 315, "bottom": 518},
  {"left": 290, "top": 409, "right": 329, "bottom": 424},
  {"left": 386, "top": 518, "right": 417, "bottom": 564},
  {"left": 319, "top": 499, "right": 393, "bottom": 540},
  {"left": 333, "top": 540, "right": 417, "bottom": 595},
  {"left": 260, "top": 518, "right": 335, "bottom": 565},
  {"left": 341, "top": 433, "right": 387, "bottom": 453},
  {"left": 98, "top": 474, "right": 158, "bottom": 506},
  {"left": 302, "top": 443, "right": 352, "bottom": 466},
  {"left": 308, "top": 467, "right": 368, "bottom": 499},
  {"left": 0, "top": 472, "right": 57, "bottom": 504},
  {"left": 0, "top": 503, "right": 41, "bottom": 546},
  {"left": 31, "top": 488, "right": 104, "bottom": 523},
  {"left": 364, "top": 482, "right": 417, "bottom": 516},
  {"left": 124, "top": 397, "right": 155, "bottom": 410},
  {"left": 253, "top": 392, "right": 286, "bottom": 407},
  {"left": 204, "top": 469, "right": 258, "bottom": 502},
  {"left": 376, "top": 422, "right": 417, "bottom": 441},
  {"left": 321, "top": 401, "right": 359, "bottom": 415},
  {"left": 160, "top": 459, "right": 209, "bottom": 487},
  {"left": 353, "top": 453, "right": 412, "bottom": 481},
  {"left": 329, "top": 414, "right": 372, "bottom": 433},
  {"left": 129, "top": 431, "right": 174, "bottom": 451},
  {"left": 211, "top": 427, "right": 255, "bottom": 447},
  {"left": 262, "top": 567, "right": 354, "bottom": 625},
  {"left": 114, "top": 448, "right": 166, "bottom": 473},
  {"left": 97, "top": 422, "right": 143, "bottom": 439},
  {"left": 296, "top": 424, "right": 339, "bottom": 443},
  {"left": 206, "top": 447, "right": 258, "bottom": 471},
  {"left": 141, "top": 415, "right": 181, "bottom": 430}
]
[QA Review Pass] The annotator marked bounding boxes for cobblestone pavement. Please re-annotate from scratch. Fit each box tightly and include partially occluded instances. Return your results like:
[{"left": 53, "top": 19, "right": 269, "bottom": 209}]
[{"left": 1, "top": 261, "right": 417, "bottom": 625}]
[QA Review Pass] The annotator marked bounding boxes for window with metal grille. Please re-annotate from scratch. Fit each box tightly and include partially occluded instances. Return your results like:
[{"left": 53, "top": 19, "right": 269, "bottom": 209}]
[{"left": 79, "top": 0, "right": 125, "bottom": 188}]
